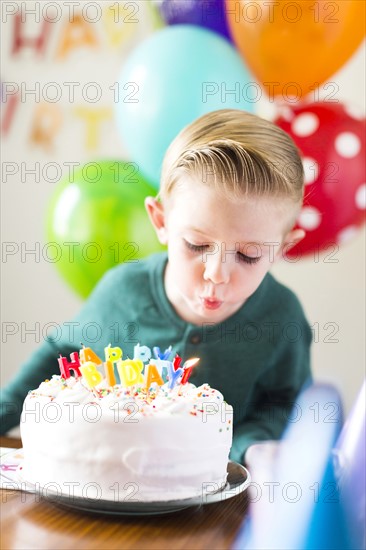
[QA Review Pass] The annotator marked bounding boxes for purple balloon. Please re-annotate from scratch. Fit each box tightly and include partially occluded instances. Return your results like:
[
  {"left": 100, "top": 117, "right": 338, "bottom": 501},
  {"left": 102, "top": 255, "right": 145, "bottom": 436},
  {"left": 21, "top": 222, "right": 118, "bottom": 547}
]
[{"left": 158, "top": 0, "right": 232, "bottom": 42}]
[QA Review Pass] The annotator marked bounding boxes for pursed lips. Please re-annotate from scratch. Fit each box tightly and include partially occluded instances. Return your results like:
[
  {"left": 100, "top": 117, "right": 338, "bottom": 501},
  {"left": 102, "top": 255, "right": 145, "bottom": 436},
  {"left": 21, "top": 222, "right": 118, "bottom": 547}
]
[{"left": 200, "top": 296, "right": 224, "bottom": 310}]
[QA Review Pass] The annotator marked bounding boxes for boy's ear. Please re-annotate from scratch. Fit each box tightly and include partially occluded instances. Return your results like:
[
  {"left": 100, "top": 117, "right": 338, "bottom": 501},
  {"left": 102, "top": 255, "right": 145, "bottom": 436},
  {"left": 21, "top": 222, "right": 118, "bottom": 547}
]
[
  {"left": 144, "top": 197, "right": 168, "bottom": 245},
  {"left": 279, "top": 228, "right": 306, "bottom": 255}
]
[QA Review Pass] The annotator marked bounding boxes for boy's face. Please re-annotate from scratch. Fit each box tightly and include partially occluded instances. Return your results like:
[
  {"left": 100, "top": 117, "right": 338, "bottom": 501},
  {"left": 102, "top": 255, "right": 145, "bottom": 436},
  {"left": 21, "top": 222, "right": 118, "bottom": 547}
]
[{"left": 146, "top": 178, "right": 304, "bottom": 326}]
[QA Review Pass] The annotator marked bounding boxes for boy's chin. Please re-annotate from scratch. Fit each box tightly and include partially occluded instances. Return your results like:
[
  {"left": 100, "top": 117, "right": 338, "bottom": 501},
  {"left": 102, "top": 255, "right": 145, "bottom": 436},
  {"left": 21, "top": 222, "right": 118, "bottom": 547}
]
[{"left": 192, "top": 302, "right": 238, "bottom": 325}]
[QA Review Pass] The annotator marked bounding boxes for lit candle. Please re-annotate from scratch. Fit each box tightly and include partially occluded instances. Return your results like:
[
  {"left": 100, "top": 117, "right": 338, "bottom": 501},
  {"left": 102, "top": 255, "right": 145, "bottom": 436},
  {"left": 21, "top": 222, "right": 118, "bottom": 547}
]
[
  {"left": 58, "top": 352, "right": 81, "bottom": 379},
  {"left": 80, "top": 361, "right": 103, "bottom": 388},
  {"left": 180, "top": 358, "right": 200, "bottom": 385},
  {"left": 144, "top": 363, "right": 164, "bottom": 389},
  {"left": 117, "top": 359, "right": 144, "bottom": 387}
]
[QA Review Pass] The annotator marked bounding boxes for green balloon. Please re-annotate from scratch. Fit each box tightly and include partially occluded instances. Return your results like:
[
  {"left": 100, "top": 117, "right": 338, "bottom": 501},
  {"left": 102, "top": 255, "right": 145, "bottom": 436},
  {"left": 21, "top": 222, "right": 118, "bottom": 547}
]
[{"left": 46, "top": 160, "right": 164, "bottom": 298}]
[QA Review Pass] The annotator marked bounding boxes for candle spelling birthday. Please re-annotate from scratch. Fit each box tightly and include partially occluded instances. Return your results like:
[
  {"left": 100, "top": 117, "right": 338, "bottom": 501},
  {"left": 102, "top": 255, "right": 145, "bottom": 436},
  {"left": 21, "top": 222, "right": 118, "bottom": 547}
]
[{"left": 57, "top": 343, "right": 199, "bottom": 392}]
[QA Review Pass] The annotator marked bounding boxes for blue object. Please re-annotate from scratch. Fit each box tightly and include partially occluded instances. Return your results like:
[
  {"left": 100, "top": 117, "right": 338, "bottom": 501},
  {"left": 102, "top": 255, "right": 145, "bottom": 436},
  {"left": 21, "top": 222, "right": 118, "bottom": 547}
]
[
  {"left": 334, "top": 380, "right": 366, "bottom": 550},
  {"left": 158, "top": 0, "right": 233, "bottom": 42},
  {"left": 115, "top": 25, "right": 255, "bottom": 188},
  {"left": 232, "top": 383, "right": 346, "bottom": 550}
]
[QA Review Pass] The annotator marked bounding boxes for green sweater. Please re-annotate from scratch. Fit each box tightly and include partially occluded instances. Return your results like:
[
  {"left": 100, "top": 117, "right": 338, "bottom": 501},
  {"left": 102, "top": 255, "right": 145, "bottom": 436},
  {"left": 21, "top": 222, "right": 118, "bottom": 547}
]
[{"left": 0, "top": 253, "right": 312, "bottom": 462}]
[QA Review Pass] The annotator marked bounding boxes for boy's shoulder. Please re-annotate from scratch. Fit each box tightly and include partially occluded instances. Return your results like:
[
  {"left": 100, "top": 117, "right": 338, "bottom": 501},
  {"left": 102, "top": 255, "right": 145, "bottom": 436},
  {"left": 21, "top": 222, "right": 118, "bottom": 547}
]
[
  {"left": 83, "top": 252, "right": 167, "bottom": 311},
  {"left": 266, "top": 271, "right": 301, "bottom": 301},
  {"left": 100, "top": 252, "right": 167, "bottom": 289},
  {"left": 251, "top": 271, "right": 308, "bottom": 320}
]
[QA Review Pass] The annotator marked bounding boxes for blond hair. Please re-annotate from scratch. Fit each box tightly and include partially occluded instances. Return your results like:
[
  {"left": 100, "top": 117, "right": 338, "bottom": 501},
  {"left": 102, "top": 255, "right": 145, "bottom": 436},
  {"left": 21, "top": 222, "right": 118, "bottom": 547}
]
[{"left": 159, "top": 109, "right": 304, "bottom": 204}]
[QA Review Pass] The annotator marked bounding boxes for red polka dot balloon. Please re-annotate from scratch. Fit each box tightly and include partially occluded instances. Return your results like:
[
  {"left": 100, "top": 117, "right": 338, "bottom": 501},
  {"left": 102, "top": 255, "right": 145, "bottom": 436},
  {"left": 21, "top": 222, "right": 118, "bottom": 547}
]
[{"left": 275, "top": 102, "right": 365, "bottom": 258}]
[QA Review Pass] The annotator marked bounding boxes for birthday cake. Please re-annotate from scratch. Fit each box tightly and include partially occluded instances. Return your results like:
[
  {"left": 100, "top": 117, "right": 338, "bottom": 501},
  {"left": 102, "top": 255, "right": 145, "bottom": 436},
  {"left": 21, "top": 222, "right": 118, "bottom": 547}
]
[{"left": 20, "top": 344, "right": 233, "bottom": 502}]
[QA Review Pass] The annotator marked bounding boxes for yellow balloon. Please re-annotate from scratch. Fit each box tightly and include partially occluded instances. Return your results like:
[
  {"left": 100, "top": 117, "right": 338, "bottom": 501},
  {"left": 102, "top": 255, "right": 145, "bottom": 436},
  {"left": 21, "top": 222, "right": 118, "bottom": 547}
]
[{"left": 226, "top": 0, "right": 366, "bottom": 99}]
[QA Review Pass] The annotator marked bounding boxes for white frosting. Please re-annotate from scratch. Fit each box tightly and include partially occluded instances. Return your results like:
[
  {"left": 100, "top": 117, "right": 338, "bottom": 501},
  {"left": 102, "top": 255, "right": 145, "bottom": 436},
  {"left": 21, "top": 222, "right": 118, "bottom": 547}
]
[{"left": 20, "top": 375, "right": 233, "bottom": 501}]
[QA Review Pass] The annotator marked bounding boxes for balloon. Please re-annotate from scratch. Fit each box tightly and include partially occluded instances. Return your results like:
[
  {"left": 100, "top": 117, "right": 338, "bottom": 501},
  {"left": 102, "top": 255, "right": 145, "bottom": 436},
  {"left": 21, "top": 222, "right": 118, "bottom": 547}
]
[
  {"left": 226, "top": 0, "right": 366, "bottom": 99},
  {"left": 46, "top": 161, "right": 164, "bottom": 297},
  {"left": 334, "top": 381, "right": 366, "bottom": 550},
  {"left": 233, "top": 385, "right": 345, "bottom": 550},
  {"left": 115, "top": 25, "right": 254, "bottom": 187},
  {"left": 275, "top": 103, "right": 365, "bottom": 258},
  {"left": 156, "top": 0, "right": 232, "bottom": 42}
]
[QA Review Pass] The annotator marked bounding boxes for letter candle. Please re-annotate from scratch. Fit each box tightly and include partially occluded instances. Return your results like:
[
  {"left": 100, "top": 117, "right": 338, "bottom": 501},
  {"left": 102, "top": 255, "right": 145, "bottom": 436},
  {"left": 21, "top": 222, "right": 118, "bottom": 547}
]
[
  {"left": 144, "top": 363, "right": 164, "bottom": 389},
  {"left": 134, "top": 343, "right": 152, "bottom": 363},
  {"left": 180, "top": 358, "right": 200, "bottom": 385},
  {"left": 173, "top": 355, "right": 182, "bottom": 370},
  {"left": 167, "top": 361, "right": 183, "bottom": 390},
  {"left": 104, "top": 344, "right": 122, "bottom": 386},
  {"left": 153, "top": 346, "right": 172, "bottom": 361},
  {"left": 117, "top": 359, "right": 144, "bottom": 387},
  {"left": 150, "top": 346, "right": 173, "bottom": 379},
  {"left": 58, "top": 352, "right": 81, "bottom": 379},
  {"left": 104, "top": 345, "right": 122, "bottom": 387},
  {"left": 80, "top": 344, "right": 102, "bottom": 365},
  {"left": 80, "top": 361, "right": 103, "bottom": 388},
  {"left": 104, "top": 360, "right": 116, "bottom": 387},
  {"left": 150, "top": 358, "right": 171, "bottom": 378},
  {"left": 105, "top": 345, "right": 123, "bottom": 363}
]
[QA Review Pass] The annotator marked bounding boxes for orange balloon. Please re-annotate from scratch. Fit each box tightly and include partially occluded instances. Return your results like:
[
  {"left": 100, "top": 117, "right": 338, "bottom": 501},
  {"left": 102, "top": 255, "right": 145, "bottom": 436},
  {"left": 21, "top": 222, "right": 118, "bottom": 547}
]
[{"left": 226, "top": 0, "right": 366, "bottom": 99}]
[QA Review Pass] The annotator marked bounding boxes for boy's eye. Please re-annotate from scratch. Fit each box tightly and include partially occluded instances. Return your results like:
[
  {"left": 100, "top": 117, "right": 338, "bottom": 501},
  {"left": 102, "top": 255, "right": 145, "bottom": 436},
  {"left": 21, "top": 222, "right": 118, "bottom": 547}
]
[
  {"left": 184, "top": 240, "right": 261, "bottom": 265},
  {"left": 184, "top": 240, "right": 209, "bottom": 253},
  {"left": 237, "top": 252, "right": 261, "bottom": 265}
]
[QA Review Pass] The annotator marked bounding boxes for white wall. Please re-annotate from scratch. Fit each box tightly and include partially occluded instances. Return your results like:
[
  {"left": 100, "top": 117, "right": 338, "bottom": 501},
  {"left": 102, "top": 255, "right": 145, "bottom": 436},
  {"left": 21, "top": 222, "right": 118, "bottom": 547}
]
[{"left": 1, "top": 2, "right": 365, "bottom": 422}]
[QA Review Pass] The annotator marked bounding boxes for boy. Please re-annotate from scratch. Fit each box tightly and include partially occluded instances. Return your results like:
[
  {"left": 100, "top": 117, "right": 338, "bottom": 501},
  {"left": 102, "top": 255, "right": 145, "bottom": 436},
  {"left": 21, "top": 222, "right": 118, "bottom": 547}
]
[{"left": 0, "top": 109, "right": 312, "bottom": 464}]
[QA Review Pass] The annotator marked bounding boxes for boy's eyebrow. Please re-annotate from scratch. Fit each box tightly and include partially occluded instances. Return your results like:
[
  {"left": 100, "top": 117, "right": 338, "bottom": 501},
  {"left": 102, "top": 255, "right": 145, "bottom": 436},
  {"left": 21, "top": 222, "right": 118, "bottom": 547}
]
[{"left": 188, "top": 227, "right": 211, "bottom": 237}]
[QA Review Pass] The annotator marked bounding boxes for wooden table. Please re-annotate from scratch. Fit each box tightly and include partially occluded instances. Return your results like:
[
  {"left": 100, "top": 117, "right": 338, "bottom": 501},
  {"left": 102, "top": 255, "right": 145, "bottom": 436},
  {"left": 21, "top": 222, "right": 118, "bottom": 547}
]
[{"left": 0, "top": 437, "right": 249, "bottom": 550}]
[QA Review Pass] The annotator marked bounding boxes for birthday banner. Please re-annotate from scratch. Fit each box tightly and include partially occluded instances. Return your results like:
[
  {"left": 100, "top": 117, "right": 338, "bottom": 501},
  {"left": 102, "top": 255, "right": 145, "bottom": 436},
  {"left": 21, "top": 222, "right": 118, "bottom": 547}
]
[{"left": 1, "top": 1, "right": 159, "bottom": 156}]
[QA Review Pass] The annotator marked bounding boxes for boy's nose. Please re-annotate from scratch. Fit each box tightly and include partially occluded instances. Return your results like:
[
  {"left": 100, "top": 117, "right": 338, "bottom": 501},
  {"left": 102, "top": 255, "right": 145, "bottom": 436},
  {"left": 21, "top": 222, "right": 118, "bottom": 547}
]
[{"left": 202, "top": 254, "right": 230, "bottom": 285}]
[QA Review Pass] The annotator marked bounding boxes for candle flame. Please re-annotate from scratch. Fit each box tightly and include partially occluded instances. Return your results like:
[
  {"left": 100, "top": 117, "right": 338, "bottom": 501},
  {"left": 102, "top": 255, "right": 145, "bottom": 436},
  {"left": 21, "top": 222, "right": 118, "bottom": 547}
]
[{"left": 184, "top": 358, "right": 200, "bottom": 369}]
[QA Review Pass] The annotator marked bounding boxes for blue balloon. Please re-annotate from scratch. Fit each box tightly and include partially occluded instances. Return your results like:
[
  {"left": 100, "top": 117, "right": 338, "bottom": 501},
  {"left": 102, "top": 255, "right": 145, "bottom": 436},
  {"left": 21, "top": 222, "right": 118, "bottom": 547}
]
[
  {"left": 115, "top": 25, "right": 255, "bottom": 188},
  {"left": 158, "top": 0, "right": 232, "bottom": 42}
]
